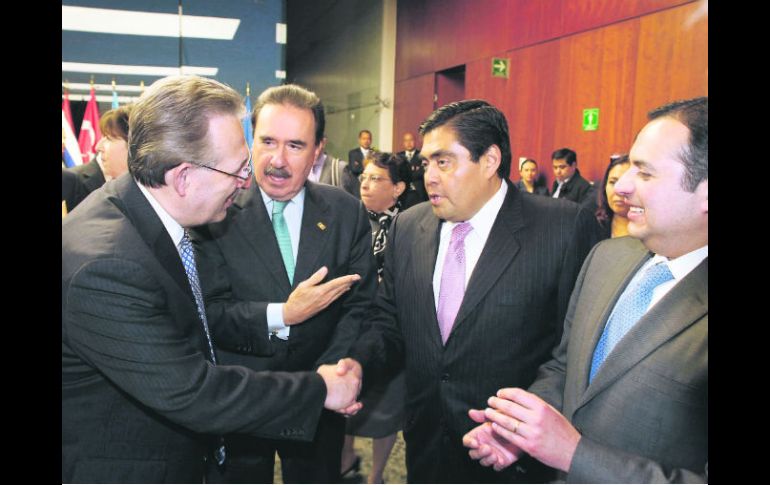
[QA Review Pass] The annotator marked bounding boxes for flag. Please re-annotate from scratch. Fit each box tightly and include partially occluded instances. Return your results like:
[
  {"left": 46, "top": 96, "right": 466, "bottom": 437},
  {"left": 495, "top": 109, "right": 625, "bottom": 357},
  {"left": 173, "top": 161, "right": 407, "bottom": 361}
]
[
  {"left": 242, "top": 94, "right": 254, "bottom": 151},
  {"left": 78, "top": 87, "right": 102, "bottom": 164},
  {"left": 62, "top": 110, "right": 83, "bottom": 168},
  {"left": 62, "top": 90, "right": 75, "bottom": 134},
  {"left": 111, "top": 87, "right": 119, "bottom": 109}
]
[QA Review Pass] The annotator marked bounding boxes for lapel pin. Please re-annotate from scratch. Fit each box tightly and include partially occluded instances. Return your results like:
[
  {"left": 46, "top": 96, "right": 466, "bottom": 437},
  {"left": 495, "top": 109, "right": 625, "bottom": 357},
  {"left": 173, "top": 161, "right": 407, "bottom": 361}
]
[{"left": 317, "top": 222, "right": 327, "bottom": 231}]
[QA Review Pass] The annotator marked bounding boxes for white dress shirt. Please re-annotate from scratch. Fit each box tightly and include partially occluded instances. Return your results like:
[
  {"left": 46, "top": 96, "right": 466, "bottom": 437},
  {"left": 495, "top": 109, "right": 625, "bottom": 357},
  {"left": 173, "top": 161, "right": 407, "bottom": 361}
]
[
  {"left": 432, "top": 181, "right": 507, "bottom": 309},
  {"left": 262, "top": 187, "right": 306, "bottom": 339}
]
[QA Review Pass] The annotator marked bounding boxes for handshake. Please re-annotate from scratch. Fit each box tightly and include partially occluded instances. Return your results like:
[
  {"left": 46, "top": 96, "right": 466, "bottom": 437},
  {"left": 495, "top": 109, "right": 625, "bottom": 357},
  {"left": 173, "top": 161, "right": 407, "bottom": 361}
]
[{"left": 316, "top": 358, "right": 364, "bottom": 415}]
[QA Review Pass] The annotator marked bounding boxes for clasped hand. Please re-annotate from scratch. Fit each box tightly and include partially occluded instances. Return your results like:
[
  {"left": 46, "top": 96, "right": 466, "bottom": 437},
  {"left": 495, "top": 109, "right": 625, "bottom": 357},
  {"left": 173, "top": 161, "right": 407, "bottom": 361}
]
[
  {"left": 462, "top": 387, "right": 581, "bottom": 473},
  {"left": 316, "top": 358, "right": 363, "bottom": 415}
]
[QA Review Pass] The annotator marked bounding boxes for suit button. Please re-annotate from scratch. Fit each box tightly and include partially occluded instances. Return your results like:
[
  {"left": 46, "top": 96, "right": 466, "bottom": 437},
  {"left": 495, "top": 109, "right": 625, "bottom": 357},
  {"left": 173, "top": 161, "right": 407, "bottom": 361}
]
[{"left": 440, "top": 373, "right": 449, "bottom": 382}]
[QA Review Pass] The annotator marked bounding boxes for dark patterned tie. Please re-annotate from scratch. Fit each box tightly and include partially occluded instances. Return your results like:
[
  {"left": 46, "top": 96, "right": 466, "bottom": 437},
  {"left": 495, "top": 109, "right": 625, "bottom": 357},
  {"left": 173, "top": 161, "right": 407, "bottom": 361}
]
[{"left": 178, "top": 231, "right": 226, "bottom": 466}]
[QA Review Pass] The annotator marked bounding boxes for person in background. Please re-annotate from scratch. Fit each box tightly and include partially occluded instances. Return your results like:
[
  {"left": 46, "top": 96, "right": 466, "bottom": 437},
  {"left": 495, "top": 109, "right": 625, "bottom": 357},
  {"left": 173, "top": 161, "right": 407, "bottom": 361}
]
[
  {"left": 551, "top": 147, "right": 596, "bottom": 210},
  {"left": 95, "top": 105, "right": 133, "bottom": 180},
  {"left": 463, "top": 97, "right": 708, "bottom": 483},
  {"left": 398, "top": 132, "right": 428, "bottom": 203},
  {"left": 348, "top": 129, "right": 373, "bottom": 176},
  {"left": 595, "top": 154, "right": 631, "bottom": 239},
  {"left": 62, "top": 75, "right": 362, "bottom": 484},
  {"left": 515, "top": 158, "right": 549, "bottom": 195},
  {"left": 341, "top": 151, "right": 409, "bottom": 484}
]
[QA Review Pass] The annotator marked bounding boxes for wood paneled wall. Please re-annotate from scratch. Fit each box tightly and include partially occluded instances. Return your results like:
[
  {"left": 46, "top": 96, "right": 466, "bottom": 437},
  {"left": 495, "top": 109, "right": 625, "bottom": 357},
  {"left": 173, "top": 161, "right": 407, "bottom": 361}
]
[{"left": 392, "top": 0, "right": 707, "bottom": 186}]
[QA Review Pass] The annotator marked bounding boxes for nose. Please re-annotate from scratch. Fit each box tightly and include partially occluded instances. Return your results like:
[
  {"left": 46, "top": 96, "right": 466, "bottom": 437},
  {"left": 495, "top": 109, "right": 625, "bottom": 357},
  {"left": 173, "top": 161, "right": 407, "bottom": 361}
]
[
  {"left": 424, "top": 161, "right": 439, "bottom": 185},
  {"left": 613, "top": 166, "right": 634, "bottom": 196},
  {"left": 95, "top": 138, "right": 106, "bottom": 152}
]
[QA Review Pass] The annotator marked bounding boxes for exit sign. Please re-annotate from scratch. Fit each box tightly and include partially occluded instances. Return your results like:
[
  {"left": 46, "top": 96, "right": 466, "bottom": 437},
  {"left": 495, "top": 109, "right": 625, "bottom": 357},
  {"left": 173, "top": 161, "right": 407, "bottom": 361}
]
[
  {"left": 583, "top": 108, "right": 599, "bottom": 131},
  {"left": 491, "top": 58, "right": 510, "bottom": 78}
]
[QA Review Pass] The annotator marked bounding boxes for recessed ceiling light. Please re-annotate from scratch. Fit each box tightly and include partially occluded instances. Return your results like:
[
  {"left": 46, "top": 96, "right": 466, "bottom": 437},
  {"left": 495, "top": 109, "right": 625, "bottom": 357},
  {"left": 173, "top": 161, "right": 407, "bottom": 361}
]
[
  {"left": 62, "top": 62, "right": 218, "bottom": 77},
  {"left": 62, "top": 6, "right": 240, "bottom": 40}
]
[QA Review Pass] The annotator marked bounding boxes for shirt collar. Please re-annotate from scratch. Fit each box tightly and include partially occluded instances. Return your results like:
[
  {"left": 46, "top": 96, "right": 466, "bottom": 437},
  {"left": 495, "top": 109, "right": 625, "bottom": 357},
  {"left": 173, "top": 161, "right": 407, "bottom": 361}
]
[
  {"left": 136, "top": 180, "right": 185, "bottom": 249},
  {"left": 648, "top": 245, "right": 708, "bottom": 281},
  {"left": 260, "top": 185, "right": 306, "bottom": 213}
]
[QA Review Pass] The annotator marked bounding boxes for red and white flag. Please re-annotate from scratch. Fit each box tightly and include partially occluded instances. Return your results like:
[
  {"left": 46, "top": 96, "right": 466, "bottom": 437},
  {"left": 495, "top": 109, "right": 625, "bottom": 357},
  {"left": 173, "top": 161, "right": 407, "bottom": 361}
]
[
  {"left": 62, "top": 90, "right": 76, "bottom": 134},
  {"left": 77, "top": 87, "right": 102, "bottom": 164}
]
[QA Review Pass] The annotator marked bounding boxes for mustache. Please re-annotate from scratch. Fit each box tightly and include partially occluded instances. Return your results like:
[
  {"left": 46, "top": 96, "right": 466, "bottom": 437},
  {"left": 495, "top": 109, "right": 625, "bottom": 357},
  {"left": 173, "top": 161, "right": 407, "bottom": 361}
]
[{"left": 264, "top": 165, "right": 290, "bottom": 178}]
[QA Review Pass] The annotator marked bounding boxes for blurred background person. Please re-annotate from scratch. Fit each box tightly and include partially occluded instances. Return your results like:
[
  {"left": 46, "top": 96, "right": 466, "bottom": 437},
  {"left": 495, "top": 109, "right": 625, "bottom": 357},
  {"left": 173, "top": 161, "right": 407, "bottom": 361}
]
[
  {"left": 341, "top": 152, "right": 408, "bottom": 484},
  {"left": 398, "top": 132, "right": 428, "bottom": 203},
  {"left": 95, "top": 105, "right": 132, "bottom": 180},
  {"left": 595, "top": 154, "right": 631, "bottom": 239},
  {"left": 516, "top": 158, "right": 549, "bottom": 195},
  {"left": 348, "top": 129, "right": 373, "bottom": 176}
]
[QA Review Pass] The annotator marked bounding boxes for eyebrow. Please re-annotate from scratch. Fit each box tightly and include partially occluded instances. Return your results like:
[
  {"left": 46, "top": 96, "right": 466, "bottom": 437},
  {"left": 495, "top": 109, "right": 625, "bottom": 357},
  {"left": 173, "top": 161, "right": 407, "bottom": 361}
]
[
  {"left": 632, "top": 160, "right": 655, "bottom": 172},
  {"left": 423, "top": 149, "right": 456, "bottom": 160}
]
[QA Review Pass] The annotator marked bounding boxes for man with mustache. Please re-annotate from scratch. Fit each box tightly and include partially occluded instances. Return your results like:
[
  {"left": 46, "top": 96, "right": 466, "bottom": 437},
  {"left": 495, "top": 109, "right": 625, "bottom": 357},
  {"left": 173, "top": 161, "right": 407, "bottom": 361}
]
[{"left": 193, "top": 84, "right": 377, "bottom": 483}]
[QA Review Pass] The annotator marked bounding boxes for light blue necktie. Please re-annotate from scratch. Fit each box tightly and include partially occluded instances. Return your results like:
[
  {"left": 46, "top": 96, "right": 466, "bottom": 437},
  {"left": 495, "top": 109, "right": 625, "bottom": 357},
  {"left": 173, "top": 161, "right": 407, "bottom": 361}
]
[
  {"left": 178, "top": 231, "right": 226, "bottom": 466},
  {"left": 272, "top": 200, "right": 295, "bottom": 284},
  {"left": 589, "top": 262, "right": 674, "bottom": 382}
]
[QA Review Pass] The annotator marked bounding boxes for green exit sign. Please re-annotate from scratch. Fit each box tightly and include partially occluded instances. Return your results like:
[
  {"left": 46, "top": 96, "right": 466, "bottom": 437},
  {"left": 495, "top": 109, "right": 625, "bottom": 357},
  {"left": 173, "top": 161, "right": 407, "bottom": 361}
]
[
  {"left": 491, "top": 58, "right": 509, "bottom": 78},
  {"left": 583, "top": 108, "right": 599, "bottom": 131}
]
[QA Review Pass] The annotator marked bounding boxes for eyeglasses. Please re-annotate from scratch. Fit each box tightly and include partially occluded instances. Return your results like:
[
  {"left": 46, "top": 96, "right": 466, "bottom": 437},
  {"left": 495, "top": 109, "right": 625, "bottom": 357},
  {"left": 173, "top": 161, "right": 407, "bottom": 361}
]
[
  {"left": 358, "top": 174, "right": 390, "bottom": 184},
  {"left": 191, "top": 151, "right": 253, "bottom": 182}
]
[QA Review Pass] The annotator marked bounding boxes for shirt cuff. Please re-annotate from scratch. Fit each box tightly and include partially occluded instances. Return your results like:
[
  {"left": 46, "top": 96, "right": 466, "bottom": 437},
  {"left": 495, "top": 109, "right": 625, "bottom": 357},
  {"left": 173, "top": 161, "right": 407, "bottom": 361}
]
[{"left": 266, "top": 303, "right": 290, "bottom": 340}]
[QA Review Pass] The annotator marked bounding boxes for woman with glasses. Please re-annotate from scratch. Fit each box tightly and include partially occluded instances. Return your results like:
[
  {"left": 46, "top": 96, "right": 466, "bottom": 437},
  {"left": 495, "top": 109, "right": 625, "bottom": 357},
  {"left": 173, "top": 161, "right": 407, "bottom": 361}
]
[{"left": 340, "top": 152, "right": 410, "bottom": 483}]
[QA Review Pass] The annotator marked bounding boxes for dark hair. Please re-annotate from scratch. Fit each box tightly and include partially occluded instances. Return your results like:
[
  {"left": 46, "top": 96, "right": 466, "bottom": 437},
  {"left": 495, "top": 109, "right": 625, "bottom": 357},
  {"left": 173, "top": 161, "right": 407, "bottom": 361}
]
[
  {"left": 99, "top": 105, "right": 132, "bottom": 141},
  {"left": 551, "top": 148, "right": 577, "bottom": 166},
  {"left": 520, "top": 158, "right": 537, "bottom": 170},
  {"left": 359, "top": 129, "right": 372, "bottom": 138},
  {"left": 648, "top": 97, "right": 707, "bottom": 192},
  {"left": 418, "top": 99, "right": 511, "bottom": 179},
  {"left": 128, "top": 75, "right": 244, "bottom": 188},
  {"left": 251, "top": 84, "right": 325, "bottom": 145},
  {"left": 595, "top": 154, "right": 630, "bottom": 224},
  {"left": 371, "top": 151, "right": 412, "bottom": 186}
]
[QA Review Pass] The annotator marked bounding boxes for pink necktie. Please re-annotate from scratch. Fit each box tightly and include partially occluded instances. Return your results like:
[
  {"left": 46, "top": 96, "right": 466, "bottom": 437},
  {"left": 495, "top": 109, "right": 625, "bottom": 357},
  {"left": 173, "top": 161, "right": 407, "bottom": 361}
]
[{"left": 437, "top": 222, "right": 473, "bottom": 344}]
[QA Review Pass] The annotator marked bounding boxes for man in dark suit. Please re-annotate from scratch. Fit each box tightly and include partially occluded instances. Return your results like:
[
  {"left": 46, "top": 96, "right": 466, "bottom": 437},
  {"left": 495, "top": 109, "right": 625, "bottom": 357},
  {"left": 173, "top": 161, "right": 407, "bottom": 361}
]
[
  {"left": 343, "top": 100, "right": 600, "bottom": 483},
  {"left": 464, "top": 97, "right": 708, "bottom": 483},
  {"left": 62, "top": 75, "right": 362, "bottom": 484},
  {"left": 398, "top": 132, "right": 428, "bottom": 203},
  {"left": 193, "top": 84, "right": 378, "bottom": 484},
  {"left": 347, "top": 129, "right": 372, "bottom": 176},
  {"left": 550, "top": 147, "right": 596, "bottom": 211}
]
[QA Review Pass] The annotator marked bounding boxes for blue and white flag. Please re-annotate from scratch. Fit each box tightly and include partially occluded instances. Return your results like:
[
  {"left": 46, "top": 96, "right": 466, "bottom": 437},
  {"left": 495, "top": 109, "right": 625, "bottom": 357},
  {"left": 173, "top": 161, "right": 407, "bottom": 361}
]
[
  {"left": 243, "top": 95, "right": 254, "bottom": 151},
  {"left": 62, "top": 110, "right": 83, "bottom": 168}
]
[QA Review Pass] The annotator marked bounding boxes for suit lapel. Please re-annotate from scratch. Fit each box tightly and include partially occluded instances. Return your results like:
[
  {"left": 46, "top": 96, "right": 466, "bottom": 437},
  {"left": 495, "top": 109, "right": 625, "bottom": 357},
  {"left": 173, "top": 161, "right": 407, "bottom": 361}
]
[
  {"left": 415, "top": 210, "right": 444, "bottom": 348},
  {"left": 578, "top": 255, "right": 708, "bottom": 409},
  {"left": 451, "top": 183, "right": 522, "bottom": 336},
  {"left": 294, "top": 183, "right": 332, "bottom": 285},
  {"left": 231, "top": 184, "right": 292, "bottom": 293},
  {"left": 118, "top": 177, "right": 194, "bottom": 302}
]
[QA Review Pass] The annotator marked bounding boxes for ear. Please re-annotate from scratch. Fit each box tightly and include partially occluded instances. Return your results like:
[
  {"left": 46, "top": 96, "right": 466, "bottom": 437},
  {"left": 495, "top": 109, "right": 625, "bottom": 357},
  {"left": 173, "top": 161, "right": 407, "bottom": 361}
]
[
  {"left": 697, "top": 179, "right": 708, "bottom": 214},
  {"left": 482, "top": 145, "right": 502, "bottom": 179},
  {"left": 394, "top": 181, "right": 406, "bottom": 198},
  {"left": 313, "top": 139, "right": 326, "bottom": 162},
  {"left": 165, "top": 163, "right": 193, "bottom": 197}
]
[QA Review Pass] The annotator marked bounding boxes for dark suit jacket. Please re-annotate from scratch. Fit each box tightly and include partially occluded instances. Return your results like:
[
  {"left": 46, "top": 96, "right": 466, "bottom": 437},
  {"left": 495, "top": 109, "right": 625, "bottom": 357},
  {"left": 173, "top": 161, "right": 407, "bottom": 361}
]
[
  {"left": 351, "top": 181, "right": 600, "bottom": 483},
  {"left": 347, "top": 147, "right": 367, "bottom": 176},
  {"left": 193, "top": 181, "right": 378, "bottom": 372},
  {"left": 62, "top": 167, "right": 89, "bottom": 213},
  {"left": 70, "top": 156, "right": 106, "bottom": 194},
  {"left": 529, "top": 237, "right": 707, "bottom": 483},
  {"left": 399, "top": 149, "right": 428, "bottom": 203},
  {"left": 62, "top": 176, "right": 327, "bottom": 483},
  {"left": 552, "top": 169, "right": 596, "bottom": 210}
]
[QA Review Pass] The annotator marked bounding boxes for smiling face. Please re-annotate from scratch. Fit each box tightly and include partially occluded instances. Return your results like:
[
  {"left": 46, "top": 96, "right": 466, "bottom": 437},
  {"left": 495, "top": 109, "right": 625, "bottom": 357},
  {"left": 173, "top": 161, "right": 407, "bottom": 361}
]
[
  {"left": 421, "top": 125, "right": 500, "bottom": 222},
  {"left": 614, "top": 117, "right": 708, "bottom": 258},
  {"left": 253, "top": 103, "right": 322, "bottom": 201}
]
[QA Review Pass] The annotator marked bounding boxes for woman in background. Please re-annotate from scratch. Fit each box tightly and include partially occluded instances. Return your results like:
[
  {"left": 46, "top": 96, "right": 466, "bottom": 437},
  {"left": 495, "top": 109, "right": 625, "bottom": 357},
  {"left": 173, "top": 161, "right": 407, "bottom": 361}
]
[
  {"left": 595, "top": 153, "right": 631, "bottom": 239},
  {"left": 95, "top": 105, "right": 132, "bottom": 180}
]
